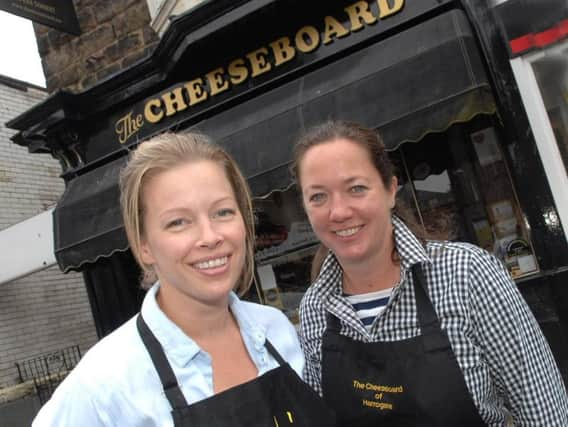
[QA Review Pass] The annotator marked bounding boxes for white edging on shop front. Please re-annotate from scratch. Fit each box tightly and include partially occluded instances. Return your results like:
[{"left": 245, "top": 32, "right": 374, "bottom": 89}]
[{"left": 510, "top": 46, "right": 568, "bottom": 243}]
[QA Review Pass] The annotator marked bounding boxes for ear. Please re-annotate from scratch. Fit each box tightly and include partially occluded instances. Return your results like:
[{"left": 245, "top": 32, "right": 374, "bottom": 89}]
[
  {"left": 139, "top": 237, "right": 156, "bottom": 266},
  {"left": 388, "top": 176, "right": 398, "bottom": 209}
]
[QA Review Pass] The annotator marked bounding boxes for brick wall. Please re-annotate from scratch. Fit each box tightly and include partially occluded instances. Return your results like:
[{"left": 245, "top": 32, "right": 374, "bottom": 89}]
[
  {"left": 0, "top": 76, "right": 98, "bottom": 389},
  {"left": 0, "top": 81, "right": 59, "bottom": 229},
  {"left": 34, "top": 0, "right": 159, "bottom": 93},
  {"left": 0, "top": 266, "right": 98, "bottom": 389}
]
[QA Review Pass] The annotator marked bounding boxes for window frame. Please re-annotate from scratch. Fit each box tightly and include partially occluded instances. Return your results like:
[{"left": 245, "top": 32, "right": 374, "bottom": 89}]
[{"left": 510, "top": 40, "right": 568, "bottom": 243}]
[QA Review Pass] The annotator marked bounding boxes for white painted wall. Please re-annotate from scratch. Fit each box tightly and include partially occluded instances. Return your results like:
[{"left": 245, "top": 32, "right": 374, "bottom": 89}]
[
  {"left": 146, "top": 0, "right": 207, "bottom": 35},
  {"left": 0, "top": 209, "right": 56, "bottom": 285}
]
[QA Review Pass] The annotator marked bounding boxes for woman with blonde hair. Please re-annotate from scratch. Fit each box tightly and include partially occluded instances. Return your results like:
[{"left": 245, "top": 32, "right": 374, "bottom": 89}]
[{"left": 33, "top": 132, "right": 336, "bottom": 426}]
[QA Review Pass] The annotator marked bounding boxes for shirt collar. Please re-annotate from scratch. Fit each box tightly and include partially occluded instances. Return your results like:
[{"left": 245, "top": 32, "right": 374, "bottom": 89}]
[
  {"left": 392, "top": 215, "right": 432, "bottom": 270},
  {"left": 311, "top": 251, "right": 344, "bottom": 301},
  {"left": 228, "top": 292, "right": 267, "bottom": 352},
  {"left": 140, "top": 283, "right": 201, "bottom": 367},
  {"left": 140, "top": 285, "right": 267, "bottom": 367}
]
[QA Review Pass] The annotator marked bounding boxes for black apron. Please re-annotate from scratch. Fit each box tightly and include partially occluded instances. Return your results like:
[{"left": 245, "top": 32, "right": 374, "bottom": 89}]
[
  {"left": 136, "top": 314, "right": 337, "bottom": 427},
  {"left": 321, "top": 264, "right": 486, "bottom": 426}
]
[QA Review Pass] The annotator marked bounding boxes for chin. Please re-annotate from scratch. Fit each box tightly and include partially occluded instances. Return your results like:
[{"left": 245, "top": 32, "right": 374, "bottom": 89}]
[
  {"left": 205, "top": 282, "right": 236, "bottom": 299},
  {"left": 337, "top": 249, "right": 370, "bottom": 264}
]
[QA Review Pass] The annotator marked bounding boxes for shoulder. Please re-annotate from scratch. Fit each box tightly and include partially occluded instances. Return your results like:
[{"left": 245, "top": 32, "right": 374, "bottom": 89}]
[
  {"left": 425, "top": 240, "right": 503, "bottom": 272},
  {"left": 238, "top": 299, "right": 301, "bottom": 347},
  {"left": 300, "top": 251, "right": 341, "bottom": 316},
  {"left": 300, "top": 282, "right": 326, "bottom": 312},
  {"left": 237, "top": 298, "right": 293, "bottom": 328},
  {"left": 424, "top": 240, "right": 513, "bottom": 294},
  {"left": 237, "top": 300, "right": 304, "bottom": 375},
  {"left": 298, "top": 285, "right": 329, "bottom": 351},
  {"left": 426, "top": 239, "right": 490, "bottom": 259},
  {"left": 78, "top": 315, "right": 146, "bottom": 376},
  {"left": 34, "top": 315, "right": 154, "bottom": 425}
]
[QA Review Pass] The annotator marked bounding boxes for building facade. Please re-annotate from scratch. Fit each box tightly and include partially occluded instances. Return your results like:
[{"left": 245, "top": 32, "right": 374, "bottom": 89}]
[
  {"left": 0, "top": 75, "right": 98, "bottom": 408},
  {"left": 34, "top": 0, "right": 160, "bottom": 93},
  {"left": 7, "top": 0, "right": 568, "bottom": 388}
]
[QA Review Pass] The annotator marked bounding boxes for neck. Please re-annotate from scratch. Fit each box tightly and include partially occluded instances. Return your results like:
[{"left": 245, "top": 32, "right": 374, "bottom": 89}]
[
  {"left": 342, "top": 258, "right": 400, "bottom": 295},
  {"left": 341, "top": 236, "right": 400, "bottom": 295},
  {"left": 156, "top": 285, "right": 233, "bottom": 341}
]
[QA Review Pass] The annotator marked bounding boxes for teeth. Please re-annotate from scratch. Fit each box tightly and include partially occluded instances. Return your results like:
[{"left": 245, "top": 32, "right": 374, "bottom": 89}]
[
  {"left": 193, "top": 256, "right": 228, "bottom": 269},
  {"left": 335, "top": 227, "right": 360, "bottom": 237}
]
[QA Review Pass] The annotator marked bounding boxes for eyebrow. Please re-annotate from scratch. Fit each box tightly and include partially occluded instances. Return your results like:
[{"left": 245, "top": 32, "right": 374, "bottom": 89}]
[
  {"left": 305, "top": 176, "right": 368, "bottom": 190},
  {"left": 158, "top": 196, "right": 236, "bottom": 218}
]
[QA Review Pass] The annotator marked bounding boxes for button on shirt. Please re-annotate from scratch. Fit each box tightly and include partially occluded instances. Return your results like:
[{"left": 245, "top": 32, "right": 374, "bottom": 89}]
[
  {"left": 299, "top": 216, "right": 568, "bottom": 426},
  {"left": 33, "top": 284, "right": 304, "bottom": 427}
]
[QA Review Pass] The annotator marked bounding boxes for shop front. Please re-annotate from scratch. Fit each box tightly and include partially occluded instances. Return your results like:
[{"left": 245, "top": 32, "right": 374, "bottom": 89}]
[{"left": 8, "top": 0, "right": 568, "bottom": 379}]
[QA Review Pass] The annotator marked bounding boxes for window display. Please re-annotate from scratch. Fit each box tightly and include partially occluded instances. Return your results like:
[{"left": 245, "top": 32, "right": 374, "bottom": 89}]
[
  {"left": 392, "top": 117, "right": 539, "bottom": 279},
  {"left": 250, "top": 116, "right": 539, "bottom": 318},
  {"left": 253, "top": 190, "right": 318, "bottom": 325}
]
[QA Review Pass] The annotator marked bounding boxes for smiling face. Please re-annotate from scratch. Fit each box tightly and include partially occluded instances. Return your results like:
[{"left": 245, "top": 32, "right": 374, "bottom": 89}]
[
  {"left": 139, "top": 160, "right": 246, "bottom": 308},
  {"left": 299, "top": 138, "right": 397, "bottom": 270}
]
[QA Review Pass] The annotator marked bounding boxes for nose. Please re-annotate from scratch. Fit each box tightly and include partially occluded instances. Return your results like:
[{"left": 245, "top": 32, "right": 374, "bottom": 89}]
[
  {"left": 197, "top": 219, "right": 223, "bottom": 248},
  {"left": 328, "top": 194, "right": 352, "bottom": 223}
]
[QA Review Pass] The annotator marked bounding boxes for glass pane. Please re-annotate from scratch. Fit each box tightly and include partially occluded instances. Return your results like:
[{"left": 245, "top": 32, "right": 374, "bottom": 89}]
[
  {"left": 394, "top": 118, "right": 540, "bottom": 280},
  {"left": 531, "top": 41, "right": 568, "bottom": 175},
  {"left": 253, "top": 188, "right": 318, "bottom": 325},
  {"left": 396, "top": 133, "right": 468, "bottom": 242}
]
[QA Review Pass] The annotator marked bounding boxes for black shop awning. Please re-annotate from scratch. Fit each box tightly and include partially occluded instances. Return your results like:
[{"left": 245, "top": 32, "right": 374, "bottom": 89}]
[
  {"left": 195, "top": 9, "right": 495, "bottom": 197},
  {"left": 54, "top": 156, "right": 129, "bottom": 272},
  {"left": 55, "top": 9, "right": 495, "bottom": 271}
]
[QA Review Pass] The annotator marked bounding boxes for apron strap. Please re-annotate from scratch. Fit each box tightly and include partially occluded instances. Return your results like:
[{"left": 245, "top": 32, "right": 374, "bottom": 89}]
[
  {"left": 411, "top": 263, "right": 442, "bottom": 336},
  {"left": 264, "top": 338, "right": 286, "bottom": 366},
  {"left": 136, "top": 314, "right": 189, "bottom": 410},
  {"left": 325, "top": 311, "right": 342, "bottom": 333}
]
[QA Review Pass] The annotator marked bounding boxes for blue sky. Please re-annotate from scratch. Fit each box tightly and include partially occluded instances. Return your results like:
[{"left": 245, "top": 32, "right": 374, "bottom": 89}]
[{"left": 0, "top": 10, "right": 45, "bottom": 87}]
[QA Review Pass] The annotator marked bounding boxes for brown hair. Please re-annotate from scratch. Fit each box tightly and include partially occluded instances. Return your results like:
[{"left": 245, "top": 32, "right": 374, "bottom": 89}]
[
  {"left": 291, "top": 120, "right": 427, "bottom": 280},
  {"left": 119, "top": 132, "right": 255, "bottom": 295}
]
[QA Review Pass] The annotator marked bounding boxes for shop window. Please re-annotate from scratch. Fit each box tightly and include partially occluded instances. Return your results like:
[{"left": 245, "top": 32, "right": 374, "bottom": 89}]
[
  {"left": 251, "top": 117, "right": 539, "bottom": 320},
  {"left": 393, "top": 116, "right": 540, "bottom": 280},
  {"left": 252, "top": 189, "right": 319, "bottom": 326},
  {"left": 530, "top": 41, "right": 568, "bottom": 176}
]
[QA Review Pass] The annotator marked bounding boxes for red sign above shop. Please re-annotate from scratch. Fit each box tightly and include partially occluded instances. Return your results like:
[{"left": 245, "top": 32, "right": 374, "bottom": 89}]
[{"left": 495, "top": 0, "right": 567, "bottom": 57}]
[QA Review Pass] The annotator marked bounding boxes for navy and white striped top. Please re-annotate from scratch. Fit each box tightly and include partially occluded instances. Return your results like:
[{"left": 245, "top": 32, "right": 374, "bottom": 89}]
[{"left": 344, "top": 288, "right": 393, "bottom": 331}]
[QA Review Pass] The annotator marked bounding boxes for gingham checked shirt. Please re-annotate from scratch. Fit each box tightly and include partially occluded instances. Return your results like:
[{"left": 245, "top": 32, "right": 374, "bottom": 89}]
[{"left": 299, "top": 216, "right": 568, "bottom": 426}]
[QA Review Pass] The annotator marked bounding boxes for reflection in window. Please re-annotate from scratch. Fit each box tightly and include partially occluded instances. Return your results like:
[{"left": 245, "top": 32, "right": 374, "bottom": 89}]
[
  {"left": 392, "top": 117, "right": 539, "bottom": 279},
  {"left": 252, "top": 189, "right": 318, "bottom": 325},
  {"left": 531, "top": 40, "right": 568, "bottom": 175}
]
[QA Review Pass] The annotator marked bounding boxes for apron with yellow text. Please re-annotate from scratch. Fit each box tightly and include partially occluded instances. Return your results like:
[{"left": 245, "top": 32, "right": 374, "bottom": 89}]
[
  {"left": 321, "top": 264, "right": 486, "bottom": 426},
  {"left": 137, "top": 314, "right": 337, "bottom": 427}
]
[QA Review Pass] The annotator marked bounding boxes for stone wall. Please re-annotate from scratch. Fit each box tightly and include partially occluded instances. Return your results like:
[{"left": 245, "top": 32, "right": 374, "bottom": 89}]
[
  {"left": 34, "top": 0, "right": 159, "bottom": 93},
  {"left": 0, "top": 76, "right": 98, "bottom": 390}
]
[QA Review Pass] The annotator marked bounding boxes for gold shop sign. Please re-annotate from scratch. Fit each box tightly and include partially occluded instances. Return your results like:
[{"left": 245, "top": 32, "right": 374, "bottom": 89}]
[{"left": 115, "top": 0, "right": 404, "bottom": 144}]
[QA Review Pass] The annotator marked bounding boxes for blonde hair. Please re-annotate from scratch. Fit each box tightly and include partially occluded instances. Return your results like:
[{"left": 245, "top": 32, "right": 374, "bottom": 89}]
[{"left": 119, "top": 132, "right": 255, "bottom": 295}]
